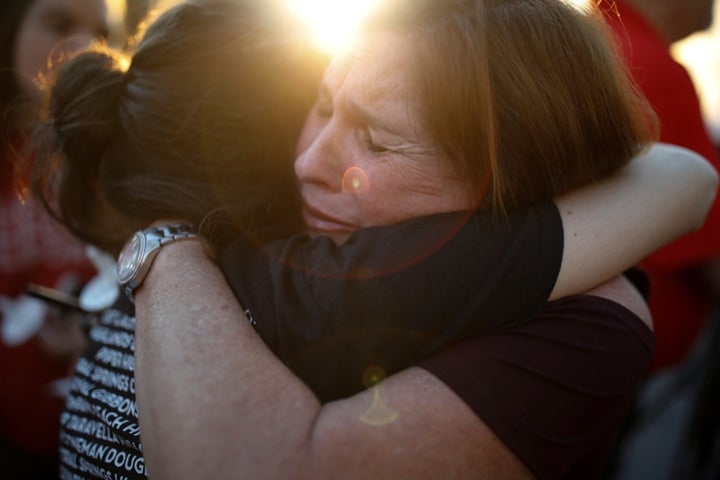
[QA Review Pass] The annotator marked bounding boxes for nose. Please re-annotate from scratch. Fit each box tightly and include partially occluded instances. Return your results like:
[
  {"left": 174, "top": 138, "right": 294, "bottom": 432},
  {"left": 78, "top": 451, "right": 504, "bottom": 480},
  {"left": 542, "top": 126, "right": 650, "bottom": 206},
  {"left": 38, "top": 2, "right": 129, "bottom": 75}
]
[{"left": 294, "top": 121, "right": 344, "bottom": 192}]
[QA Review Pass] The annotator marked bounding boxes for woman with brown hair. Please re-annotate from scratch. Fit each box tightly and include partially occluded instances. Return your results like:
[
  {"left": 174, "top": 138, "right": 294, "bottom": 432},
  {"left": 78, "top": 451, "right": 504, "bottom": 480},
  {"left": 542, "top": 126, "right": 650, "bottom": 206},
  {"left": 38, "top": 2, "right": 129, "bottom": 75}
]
[{"left": 31, "top": 0, "right": 717, "bottom": 478}]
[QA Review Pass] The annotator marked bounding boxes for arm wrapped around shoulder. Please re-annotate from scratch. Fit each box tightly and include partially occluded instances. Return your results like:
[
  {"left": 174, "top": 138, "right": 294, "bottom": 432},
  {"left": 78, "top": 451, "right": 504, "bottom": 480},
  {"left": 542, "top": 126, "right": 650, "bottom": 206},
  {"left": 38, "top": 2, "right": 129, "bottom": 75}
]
[{"left": 551, "top": 142, "right": 719, "bottom": 299}]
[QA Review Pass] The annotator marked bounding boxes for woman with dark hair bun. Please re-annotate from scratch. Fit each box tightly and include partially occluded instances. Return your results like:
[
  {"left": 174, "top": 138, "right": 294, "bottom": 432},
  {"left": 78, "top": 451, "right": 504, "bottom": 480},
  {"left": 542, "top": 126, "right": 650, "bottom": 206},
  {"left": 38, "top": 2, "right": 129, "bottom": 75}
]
[
  {"left": 0, "top": 0, "right": 109, "bottom": 477},
  {"left": 31, "top": 0, "right": 718, "bottom": 479}
]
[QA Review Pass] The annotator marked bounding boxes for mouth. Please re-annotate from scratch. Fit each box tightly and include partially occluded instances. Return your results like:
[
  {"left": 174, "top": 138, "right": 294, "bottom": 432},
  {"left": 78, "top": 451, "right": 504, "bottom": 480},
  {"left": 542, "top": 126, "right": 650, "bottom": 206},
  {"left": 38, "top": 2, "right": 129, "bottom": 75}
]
[{"left": 301, "top": 202, "right": 357, "bottom": 233}]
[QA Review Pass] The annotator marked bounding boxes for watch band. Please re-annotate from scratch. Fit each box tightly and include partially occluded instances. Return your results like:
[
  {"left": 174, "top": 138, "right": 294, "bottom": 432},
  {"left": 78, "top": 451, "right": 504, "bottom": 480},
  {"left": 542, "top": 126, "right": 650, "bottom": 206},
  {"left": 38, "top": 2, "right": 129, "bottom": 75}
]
[
  {"left": 117, "top": 223, "right": 198, "bottom": 302},
  {"left": 152, "top": 224, "right": 199, "bottom": 245}
]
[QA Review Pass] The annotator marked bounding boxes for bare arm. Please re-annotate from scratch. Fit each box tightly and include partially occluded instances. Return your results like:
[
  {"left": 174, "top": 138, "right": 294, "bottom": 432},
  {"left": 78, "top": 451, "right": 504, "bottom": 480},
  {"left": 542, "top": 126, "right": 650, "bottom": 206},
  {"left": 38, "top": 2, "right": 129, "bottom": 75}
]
[
  {"left": 550, "top": 143, "right": 718, "bottom": 300},
  {"left": 134, "top": 241, "right": 535, "bottom": 479},
  {"left": 135, "top": 242, "right": 650, "bottom": 479}
]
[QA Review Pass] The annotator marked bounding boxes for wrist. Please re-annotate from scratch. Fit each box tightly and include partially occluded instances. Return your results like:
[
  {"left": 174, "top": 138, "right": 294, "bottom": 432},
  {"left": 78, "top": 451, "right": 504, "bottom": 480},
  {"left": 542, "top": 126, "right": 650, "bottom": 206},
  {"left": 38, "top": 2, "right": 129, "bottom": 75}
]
[
  {"left": 134, "top": 236, "right": 209, "bottom": 301},
  {"left": 117, "top": 224, "right": 201, "bottom": 302}
]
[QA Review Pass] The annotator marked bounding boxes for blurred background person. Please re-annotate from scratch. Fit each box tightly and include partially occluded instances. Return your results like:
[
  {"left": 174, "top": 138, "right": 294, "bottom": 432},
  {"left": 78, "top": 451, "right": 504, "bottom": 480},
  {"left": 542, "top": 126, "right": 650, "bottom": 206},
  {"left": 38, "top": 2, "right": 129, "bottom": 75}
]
[
  {"left": 602, "top": 0, "right": 720, "bottom": 372},
  {"left": 0, "top": 0, "right": 111, "bottom": 477},
  {"left": 600, "top": 1, "right": 720, "bottom": 479}
]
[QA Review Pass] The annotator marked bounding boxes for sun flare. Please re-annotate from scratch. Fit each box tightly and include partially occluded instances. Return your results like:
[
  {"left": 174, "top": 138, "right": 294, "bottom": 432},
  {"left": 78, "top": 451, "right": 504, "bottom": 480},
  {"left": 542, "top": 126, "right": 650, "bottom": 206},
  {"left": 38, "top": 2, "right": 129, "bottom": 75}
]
[{"left": 285, "top": 0, "right": 381, "bottom": 53}]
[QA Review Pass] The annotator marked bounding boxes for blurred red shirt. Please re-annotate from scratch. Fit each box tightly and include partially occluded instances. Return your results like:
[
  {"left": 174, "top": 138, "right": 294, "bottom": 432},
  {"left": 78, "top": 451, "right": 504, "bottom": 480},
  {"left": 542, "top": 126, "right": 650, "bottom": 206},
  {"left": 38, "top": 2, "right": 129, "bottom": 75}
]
[
  {"left": 1, "top": 141, "right": 95, "bottom": 455},
  {"left": 603, "top": 1, "right": 720, "bottom": 371}
]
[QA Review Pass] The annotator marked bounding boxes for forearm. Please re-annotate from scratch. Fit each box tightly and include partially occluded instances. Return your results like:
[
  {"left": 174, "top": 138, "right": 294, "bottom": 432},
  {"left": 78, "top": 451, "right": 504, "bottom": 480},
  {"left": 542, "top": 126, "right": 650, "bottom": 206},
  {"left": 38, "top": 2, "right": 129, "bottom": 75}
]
[
  {"left": 134, "top": 239, "right": 321, "bottom": 479},
  {"left": 552, "top": 142, "right": 719, "bottom": 299},
  {"left": 134, "top": 240, "right": 534, "bottom": 480}
]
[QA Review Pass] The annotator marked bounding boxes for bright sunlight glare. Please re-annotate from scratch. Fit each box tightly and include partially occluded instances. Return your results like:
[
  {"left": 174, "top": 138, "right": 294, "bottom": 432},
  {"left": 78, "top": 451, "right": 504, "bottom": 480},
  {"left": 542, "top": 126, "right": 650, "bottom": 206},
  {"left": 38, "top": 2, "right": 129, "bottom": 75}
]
[
  {"left": 288, "top": 0, "right": 591, "bottom": 53},
  {"left": 563, "top": 0, "right": 592, "bottom": 10},
  {"left": 285, "top": 0, "right": 381, "bottom": 54},
  {"left": 105, "top": 0, "right": 127, "bottom": 46}
]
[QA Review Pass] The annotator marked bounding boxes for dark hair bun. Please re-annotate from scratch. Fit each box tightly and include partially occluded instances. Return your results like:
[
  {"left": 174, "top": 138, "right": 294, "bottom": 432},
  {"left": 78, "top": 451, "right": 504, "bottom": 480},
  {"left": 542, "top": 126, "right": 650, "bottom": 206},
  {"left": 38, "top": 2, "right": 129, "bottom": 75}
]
[{"left": 49, "top": 50, "right": 127, "bottom": 163}]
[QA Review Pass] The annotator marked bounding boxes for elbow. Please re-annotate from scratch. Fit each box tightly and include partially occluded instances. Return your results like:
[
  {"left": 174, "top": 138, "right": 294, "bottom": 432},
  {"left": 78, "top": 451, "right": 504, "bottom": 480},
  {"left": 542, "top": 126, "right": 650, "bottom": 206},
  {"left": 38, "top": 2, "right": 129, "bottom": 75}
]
[
  {"left": 698, "top": 168, "right": 719, "bottom": 232},
  {"left": 657, "top": 142, "right": 720, "bottom": 234}
]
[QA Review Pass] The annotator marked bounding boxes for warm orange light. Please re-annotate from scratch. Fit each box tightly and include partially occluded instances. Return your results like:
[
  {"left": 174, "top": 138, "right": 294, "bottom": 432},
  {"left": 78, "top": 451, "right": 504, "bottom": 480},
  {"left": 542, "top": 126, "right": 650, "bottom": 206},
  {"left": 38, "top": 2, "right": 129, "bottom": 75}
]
[
  {"left": 285, "top": 0, "right": 381, "bottom": 54},
  {"left": 564, "top": 0, "right": 592, "bottom": 10}
]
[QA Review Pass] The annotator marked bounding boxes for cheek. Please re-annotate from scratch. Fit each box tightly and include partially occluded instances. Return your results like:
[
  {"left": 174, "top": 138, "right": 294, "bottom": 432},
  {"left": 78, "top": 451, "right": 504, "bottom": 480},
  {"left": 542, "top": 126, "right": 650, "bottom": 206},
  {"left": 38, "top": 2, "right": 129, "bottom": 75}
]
[
  {"left": 358, "top": 164, "right": 472, "bottom": 226},
  {"left": 14, "top": 25, "right": 56, "bottom": 75},
  {"left": 12, "top": 42, "right": 46, "bottom": 101},
  {"left": 351, "top": 169, "right": 414, "bottom": 225}
]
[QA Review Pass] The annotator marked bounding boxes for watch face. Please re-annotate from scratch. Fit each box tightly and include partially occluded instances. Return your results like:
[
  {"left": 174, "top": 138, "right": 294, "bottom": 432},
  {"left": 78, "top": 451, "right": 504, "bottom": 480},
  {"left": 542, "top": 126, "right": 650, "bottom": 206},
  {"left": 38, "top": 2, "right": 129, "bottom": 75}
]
[{"left": 117, "top": 232, "right": 145, "bottom": 284}]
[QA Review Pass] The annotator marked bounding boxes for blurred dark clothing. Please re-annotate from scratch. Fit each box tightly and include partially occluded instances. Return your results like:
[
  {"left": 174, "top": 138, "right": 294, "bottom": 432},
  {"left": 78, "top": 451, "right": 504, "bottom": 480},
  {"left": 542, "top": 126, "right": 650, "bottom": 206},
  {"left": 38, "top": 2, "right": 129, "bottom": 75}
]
[{"left": 420, "top": 272, "right": 654, "bottom": 480}]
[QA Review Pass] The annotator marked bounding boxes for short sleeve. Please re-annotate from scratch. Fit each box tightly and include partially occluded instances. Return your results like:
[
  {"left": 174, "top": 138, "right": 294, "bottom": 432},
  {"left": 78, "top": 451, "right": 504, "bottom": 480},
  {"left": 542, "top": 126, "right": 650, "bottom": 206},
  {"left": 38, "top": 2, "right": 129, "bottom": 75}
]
[{"left": 417, "top": 294, "right": 654, "bottom": 479}]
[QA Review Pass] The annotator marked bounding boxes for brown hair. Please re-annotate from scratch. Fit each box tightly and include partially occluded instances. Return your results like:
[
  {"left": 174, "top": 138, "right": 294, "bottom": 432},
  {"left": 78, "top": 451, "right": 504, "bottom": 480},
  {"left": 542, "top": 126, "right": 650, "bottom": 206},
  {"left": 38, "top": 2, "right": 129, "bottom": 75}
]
[
  {"left": 367, "top": 0, "right": 658, "bottom": 216},
  {"left": 31, "top": 0, "right": 325, "bottom": 254}
]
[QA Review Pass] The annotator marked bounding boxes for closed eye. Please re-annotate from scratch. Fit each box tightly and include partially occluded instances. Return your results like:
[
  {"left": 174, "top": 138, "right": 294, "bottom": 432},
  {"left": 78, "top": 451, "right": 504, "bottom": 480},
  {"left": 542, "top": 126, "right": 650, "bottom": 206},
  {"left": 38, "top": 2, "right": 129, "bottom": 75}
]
[{"left": 360, "top": 126, "right": 388, "bottom": 154}]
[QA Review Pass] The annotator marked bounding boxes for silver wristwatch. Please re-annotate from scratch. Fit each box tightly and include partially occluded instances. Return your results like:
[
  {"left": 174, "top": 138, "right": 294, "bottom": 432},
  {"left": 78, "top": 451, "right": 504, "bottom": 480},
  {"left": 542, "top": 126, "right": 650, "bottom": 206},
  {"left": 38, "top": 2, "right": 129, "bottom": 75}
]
[{"left": 117, "top": 223, "right": 198, "bottom": 302}]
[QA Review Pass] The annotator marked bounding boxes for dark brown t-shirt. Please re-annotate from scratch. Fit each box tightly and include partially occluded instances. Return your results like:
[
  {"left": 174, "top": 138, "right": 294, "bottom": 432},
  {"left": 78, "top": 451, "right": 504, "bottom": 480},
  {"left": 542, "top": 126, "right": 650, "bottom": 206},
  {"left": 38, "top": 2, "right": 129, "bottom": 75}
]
[{"left": 419, "top": 290, "right": 654, "bottom": 480}]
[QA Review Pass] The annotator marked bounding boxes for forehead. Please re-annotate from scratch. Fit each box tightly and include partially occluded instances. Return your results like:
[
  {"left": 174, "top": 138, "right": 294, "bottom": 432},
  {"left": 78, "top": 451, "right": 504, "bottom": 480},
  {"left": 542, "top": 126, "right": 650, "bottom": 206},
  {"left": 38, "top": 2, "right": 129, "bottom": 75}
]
[
  {"left": 325, "top": 33, "right": 414, "bottom": 105},
  {"left": 25, "top": 0, "right": 108, "bottom": 27}
]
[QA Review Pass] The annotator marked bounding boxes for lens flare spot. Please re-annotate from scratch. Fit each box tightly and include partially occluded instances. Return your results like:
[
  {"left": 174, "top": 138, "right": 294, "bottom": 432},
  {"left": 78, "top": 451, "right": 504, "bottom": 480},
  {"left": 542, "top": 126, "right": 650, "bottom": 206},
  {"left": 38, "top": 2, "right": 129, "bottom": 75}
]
[
  {"left": 362, "top": 365, "right": 386, "bottom": 388},
  {"left": 360, "top": 386, "right": 399, "bottom": 426},
  {"left": 342, "top": 166, "right": 370, "bottom": 193}
]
